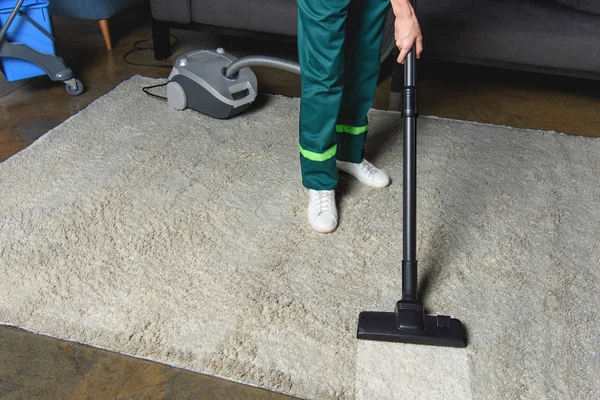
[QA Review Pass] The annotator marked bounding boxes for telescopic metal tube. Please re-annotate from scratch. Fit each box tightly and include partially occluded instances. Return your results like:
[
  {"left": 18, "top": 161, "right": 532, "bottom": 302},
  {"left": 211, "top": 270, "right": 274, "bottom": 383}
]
[{"left": 401, "top": 37, "right": 419, "bottom": 300}]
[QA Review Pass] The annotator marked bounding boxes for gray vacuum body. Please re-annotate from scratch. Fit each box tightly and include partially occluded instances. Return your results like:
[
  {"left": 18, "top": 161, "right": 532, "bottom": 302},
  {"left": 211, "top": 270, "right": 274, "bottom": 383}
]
[{"left": 167, "top": 49, "right": 258, "bottom": 119}]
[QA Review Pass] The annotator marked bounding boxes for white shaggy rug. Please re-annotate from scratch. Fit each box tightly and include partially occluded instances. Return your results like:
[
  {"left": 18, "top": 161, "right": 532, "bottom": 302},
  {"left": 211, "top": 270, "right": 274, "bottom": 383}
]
[{"left": 1, "top": 75, "right": 599, "bottom": 399}]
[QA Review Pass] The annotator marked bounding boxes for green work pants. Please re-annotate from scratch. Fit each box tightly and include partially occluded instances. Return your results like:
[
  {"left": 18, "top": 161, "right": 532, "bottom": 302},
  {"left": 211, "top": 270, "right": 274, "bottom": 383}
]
[{"left": 297, "top": 0, "right": 390, "bottom": 190}]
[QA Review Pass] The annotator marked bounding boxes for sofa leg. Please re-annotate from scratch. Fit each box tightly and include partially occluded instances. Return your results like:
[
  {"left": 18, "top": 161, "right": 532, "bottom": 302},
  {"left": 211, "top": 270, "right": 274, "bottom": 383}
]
[
  {"left": 391, "top": 59, "right": 405, "bottom": 92},
  {"left": 152, "top": 19, "right": 171, "bottom": 61},
  {"left": 388, "top": 59, "right": 404, "bottom": 111},
  {"left": 99, "top": 19, "right": 112, "bottom": 50}
]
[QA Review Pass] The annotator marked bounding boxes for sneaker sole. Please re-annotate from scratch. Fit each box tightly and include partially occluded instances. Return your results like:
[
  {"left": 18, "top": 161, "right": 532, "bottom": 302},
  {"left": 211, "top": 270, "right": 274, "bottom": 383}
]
[
  {"left": 337, "top": 167, "right": 391, "bottom": 188},
  {"left": 308, "top": 221, "right": 338, "bottom": 234}
]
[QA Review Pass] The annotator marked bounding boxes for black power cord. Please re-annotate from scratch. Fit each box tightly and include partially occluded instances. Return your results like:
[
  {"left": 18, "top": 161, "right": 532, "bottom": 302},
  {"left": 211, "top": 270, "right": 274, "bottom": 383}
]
[
  {"left": 123, "top": 34, "right": 179, "bottom": 100},
  {"left": 122, "top": 34, "right": 179, "bottom": 68},
  {"left": 142, "top": 81, "right": 169, "bottom": 100}
]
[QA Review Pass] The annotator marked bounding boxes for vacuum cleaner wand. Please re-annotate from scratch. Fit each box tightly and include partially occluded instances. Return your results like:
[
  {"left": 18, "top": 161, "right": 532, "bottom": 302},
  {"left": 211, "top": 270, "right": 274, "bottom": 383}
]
[{"left": 356, "top": 5, "right": 467, "bottom": 347}]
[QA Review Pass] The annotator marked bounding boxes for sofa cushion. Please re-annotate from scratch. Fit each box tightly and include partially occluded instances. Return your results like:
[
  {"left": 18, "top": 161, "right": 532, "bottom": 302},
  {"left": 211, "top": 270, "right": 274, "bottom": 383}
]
[
  {"left": 191, "top": 0, "right": 298, "bottom": 37},
  {"left": 418, "top": 0, "right": 600, "bottom": 77},
  {"left": 545, "top": 0, "right": 600, "bottom": 15},
  {"left": 150, "top": 0, "right": 193, "bottom": 24}
]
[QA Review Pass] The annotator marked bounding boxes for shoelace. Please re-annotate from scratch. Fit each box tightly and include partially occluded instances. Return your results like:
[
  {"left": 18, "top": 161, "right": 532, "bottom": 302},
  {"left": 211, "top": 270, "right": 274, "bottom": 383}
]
[
  {"left": 360, "top": 160, "right": 379, "bottom": 177},
  {"left": 313, "top": 191, "right": 335, "bottom": 215}
]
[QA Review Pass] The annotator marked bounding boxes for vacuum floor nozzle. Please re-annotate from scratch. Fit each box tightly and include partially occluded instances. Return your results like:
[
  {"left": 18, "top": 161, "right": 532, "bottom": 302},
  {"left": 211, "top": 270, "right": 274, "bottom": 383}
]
[{"left": 357, "top": 300, "right": 467, "bottom": 347}]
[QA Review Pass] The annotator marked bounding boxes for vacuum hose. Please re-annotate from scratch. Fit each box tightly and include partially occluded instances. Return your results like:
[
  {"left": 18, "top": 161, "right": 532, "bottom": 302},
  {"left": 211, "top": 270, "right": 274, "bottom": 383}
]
[
  {"left": 225, "top": 35, "right": 394, "bottom": 80},
  {"left": 225, "top": 56, "right": 301, "bottom": 79},
  {"left": 224, "top": 10, "right": 395, "bottom": 79}
]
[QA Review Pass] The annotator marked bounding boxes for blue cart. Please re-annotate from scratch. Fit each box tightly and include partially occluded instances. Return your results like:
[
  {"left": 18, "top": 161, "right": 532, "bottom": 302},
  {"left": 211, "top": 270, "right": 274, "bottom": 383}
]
[{"left": 0, "top": 0, "right": 83, "bottom": 95}]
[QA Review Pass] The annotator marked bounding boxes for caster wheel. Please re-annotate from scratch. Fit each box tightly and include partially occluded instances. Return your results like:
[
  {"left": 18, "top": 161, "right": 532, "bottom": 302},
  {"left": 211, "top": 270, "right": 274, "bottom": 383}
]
[{"left": 65, "top": 78, "right": 84, "bottom": 96}]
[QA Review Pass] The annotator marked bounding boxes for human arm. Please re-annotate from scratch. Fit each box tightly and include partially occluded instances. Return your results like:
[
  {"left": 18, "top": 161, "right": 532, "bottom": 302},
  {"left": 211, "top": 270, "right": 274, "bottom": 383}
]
[{"left": 390, "top": 0, "right": 423, "bottom": 64}]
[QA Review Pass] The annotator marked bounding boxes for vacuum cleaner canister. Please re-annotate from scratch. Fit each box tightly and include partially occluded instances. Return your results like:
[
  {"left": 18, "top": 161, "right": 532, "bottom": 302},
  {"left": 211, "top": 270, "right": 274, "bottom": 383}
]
[{"left": 167, "top": 49, "right": 258, "bottom": 119}]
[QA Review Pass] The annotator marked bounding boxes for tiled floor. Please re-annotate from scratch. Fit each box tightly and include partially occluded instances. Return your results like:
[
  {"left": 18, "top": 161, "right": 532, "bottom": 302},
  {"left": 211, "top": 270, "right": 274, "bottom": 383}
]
[{"left": 1, "top": 6, "right": 599, "bottom": 399}]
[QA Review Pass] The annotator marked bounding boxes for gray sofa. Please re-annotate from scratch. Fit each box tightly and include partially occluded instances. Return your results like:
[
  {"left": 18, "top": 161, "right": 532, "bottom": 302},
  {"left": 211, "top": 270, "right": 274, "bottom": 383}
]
[{"left": 149, "top": 0, "right": 600, "bottom": 80}]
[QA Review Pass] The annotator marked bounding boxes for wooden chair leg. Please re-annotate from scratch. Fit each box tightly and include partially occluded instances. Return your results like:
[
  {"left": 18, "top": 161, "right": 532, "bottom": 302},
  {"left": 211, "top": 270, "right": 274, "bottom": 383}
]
[{"left": 98, "top": 19, "right": 112, "bottom": 50}]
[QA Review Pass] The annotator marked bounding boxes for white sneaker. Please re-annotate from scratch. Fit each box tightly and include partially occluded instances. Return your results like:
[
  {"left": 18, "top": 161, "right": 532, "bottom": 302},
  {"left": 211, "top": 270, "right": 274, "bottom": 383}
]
[
  {"left": 336, "top": 159, "right": 391, "bottom": 188},
  {"left": 307, "top": 189, "right": 338, "bottom": 233}
]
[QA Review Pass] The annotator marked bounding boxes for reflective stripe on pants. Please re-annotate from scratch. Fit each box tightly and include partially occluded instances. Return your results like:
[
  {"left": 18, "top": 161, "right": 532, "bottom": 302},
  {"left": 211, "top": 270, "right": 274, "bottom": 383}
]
[{"left": 297, "top": 0, "right": 390, "bottom": 190}]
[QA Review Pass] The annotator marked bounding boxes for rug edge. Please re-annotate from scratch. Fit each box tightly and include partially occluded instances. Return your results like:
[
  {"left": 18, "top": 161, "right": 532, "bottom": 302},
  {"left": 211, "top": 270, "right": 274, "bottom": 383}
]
[
  {"left": 255, "top": 93, "right": 584, "bottom": 139},
  {"left": 2, "top": 75, "right": 591, "bottom": 167},
  {"left": 0, "top": 75, "right": 163, "bottom": 165},
  {"left": 0, "top": 321, "right": 302, "bottom": 399}
]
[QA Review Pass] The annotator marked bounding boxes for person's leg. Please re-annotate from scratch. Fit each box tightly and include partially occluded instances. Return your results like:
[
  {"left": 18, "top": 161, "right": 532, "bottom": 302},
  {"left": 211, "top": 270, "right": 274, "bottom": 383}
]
[
  {"left": 297, "top": 0, "right": 351, "bottom": 233},
  {"left": 335, "top": 0, "right": 391, "bottom": 187},
  {"left": 297, "top": 0, "right": 350, "bottom": 191}
]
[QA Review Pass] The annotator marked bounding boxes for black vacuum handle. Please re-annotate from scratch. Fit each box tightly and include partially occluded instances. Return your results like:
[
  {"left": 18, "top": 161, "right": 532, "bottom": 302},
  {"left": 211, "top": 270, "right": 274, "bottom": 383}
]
[{"left": 401, "top": 2, "right": 418, "bottom": 301}]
